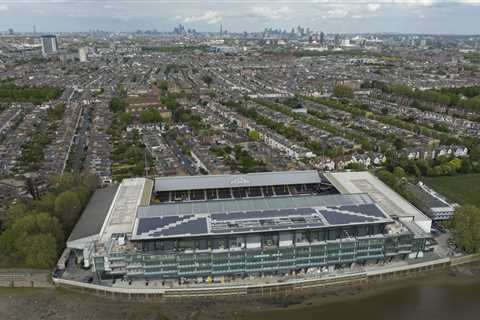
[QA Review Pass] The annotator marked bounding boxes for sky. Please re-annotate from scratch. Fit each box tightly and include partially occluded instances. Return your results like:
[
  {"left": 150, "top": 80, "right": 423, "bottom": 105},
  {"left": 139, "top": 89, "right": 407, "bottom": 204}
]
[{"left": 0, "top": 0, "right": 479, "bottom": 34}]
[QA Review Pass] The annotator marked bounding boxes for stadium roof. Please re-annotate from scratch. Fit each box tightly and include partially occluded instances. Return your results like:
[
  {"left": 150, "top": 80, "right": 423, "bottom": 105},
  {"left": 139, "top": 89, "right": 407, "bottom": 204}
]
[
  {"left": 99, "top": 178, "right": 152, "bottom": 242},
  {"left": 154, "top": 170, "right": 322, "bottom": 192},
  {"left": 131, "top": 193, "right": 393, "bottom": 240},
  {"left": 67, "top": 184, "right": 119, "bottom": 245},
  {"left": 324, "top": 171, "right": 431, "bottom": 234}
]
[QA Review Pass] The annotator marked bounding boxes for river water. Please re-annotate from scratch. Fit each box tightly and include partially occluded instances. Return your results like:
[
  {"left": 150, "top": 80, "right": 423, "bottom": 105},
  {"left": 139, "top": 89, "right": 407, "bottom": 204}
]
[{"left": 252, "top": 270, "right": 480, "bottom": 320}]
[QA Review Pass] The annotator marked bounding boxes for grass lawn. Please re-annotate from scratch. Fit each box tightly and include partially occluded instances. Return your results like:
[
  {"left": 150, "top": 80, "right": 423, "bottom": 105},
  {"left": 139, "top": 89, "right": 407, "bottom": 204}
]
[{"left": 422, "top": 174, "right": 480, "bottom": 207}]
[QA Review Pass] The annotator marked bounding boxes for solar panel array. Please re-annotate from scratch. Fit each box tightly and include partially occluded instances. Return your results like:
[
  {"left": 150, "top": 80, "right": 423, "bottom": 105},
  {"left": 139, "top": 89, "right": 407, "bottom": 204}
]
[
  {"left": 321, "top": 211, "right": 376, "bottom": 225},
  {"left": 150, "top": 218, "right": 208, "bottom": 237},
  {"left": 133, "top": 201, "right": 391, "bottom": 240},
  {"left": 137, "top": 193, "right": 376, "bottom": 218},
  {"left": 136, "top": 215, "right": 193, "bottom": 235},
  {"left": 327, "top": 204, "right": 388, "bottom": 219}
]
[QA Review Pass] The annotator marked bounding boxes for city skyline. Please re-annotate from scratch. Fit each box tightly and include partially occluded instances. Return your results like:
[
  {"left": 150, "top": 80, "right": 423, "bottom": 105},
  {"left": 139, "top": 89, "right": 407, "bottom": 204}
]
[{"left": 0, "top": 0, "right": 480, "bottom": 35}]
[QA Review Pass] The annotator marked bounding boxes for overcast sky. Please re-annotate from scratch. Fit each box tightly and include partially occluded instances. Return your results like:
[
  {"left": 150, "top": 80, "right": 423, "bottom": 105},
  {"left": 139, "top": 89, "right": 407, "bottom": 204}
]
[{"left": 0, "top": 1, "right": 479, "bottom": 34}]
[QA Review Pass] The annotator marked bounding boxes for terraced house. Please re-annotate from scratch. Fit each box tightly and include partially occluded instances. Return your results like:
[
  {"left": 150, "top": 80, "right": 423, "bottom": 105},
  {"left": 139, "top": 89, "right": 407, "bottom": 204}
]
[{"left": 65, "top": 171, "right": 432, "bottom": 281}]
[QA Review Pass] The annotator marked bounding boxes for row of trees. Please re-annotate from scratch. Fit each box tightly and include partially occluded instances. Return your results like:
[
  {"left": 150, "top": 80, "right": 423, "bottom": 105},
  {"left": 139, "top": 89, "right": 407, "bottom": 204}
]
[
  {"left": 0, "top": 173, "right": 98, "bottom": 268},
  {"left": 333, "top": 85, "right": 354, "bottom": 99},
  {"left": 0, "top": 83, "right": 62, "bottom": 105},
  {"left": 385, "top": 151, "right": 480, "bottom": 178},
  {"left": 377, "top": 82, "right": 480, "bottom": 113},
  {"left": 223, "top": 100, "right": 307, "bottom": 142},
  {"left": 257, "top": 98, "right": 375, "bottom": 151}
]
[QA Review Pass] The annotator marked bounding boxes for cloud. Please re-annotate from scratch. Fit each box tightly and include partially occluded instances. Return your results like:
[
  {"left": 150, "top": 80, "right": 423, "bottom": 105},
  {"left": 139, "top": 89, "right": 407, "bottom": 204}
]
[
  {"left": 0, "top": 4, "right": 8, "bottom": 11},
  {"left": 183, "top": 10, "right": 222, "bottom": 25},
  {"left": 251, "top": 5, "right": 293, "bottom": 20},
  {"left": 367, "top": 4, "right": 381, "bottom": 12}
]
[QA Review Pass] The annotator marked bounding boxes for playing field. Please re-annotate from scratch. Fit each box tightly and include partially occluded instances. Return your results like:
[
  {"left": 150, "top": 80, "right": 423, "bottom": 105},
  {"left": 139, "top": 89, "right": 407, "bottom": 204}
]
[{"left": 422, "top": 174, "right": 480, "bottom": 207}]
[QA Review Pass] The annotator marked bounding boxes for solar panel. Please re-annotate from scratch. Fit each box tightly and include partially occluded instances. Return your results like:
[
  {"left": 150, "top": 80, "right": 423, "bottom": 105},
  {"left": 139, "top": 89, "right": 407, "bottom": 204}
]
[
  {"left": 328, "top": 204, "right": 387, "bottom": 219},
  {"left": 295, "top": 208, "right": 316, "bottom": 215},
  {"left": 152, "top": 218, "right": 208, "bottom": 237},
  {"left": 320, "top": 211, "right": 376, "bottom": 225},
  {"left": 137, "top": 216, "right": 193, "bottom": 235}
]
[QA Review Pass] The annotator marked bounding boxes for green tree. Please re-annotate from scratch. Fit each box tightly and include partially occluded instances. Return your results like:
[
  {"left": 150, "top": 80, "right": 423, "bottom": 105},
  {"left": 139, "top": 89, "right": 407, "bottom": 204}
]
[
  {"left": 248, "top": 130, "right": 260, "bottom": 141},
  {"left": 470, "top": 146, "right": 480, "bottom": 162},
  {"left": 449, "top": 206, "right": 480, "bottom": 254},
  {"left": 346, "top": 162, "right": 367, "bottom": 171},
  {"left": 22, "top": 234, "right": 58, "bottom": 269},
  {"left": 33, "top": 192, "right": 56, "bottom": 214},
  {"left": 140, "top": 108, "right": 162, "bottom": 123},
  {"left": 333, "top": 85, "right": 354, "bottom": 98},
  {"left": 118, "top": 112, "right": 132, "bottom": 126},
  {"left": 109, "top": 97, "right": 128, "bottom": 113},
  {"left": 54, "top": 191, "right": 82, "bottom": 230},
  {"left": 393, "top": 166, "right": 406, "bottom": 178},
  {"left": 157, "top": 80, "right": 169, "bottom": 92},
  {"left": 5, "top": 202, "right": 28, "bottom": 227},
  {"left": 81, "top": 174, "right": 99, "bottom": 192}
]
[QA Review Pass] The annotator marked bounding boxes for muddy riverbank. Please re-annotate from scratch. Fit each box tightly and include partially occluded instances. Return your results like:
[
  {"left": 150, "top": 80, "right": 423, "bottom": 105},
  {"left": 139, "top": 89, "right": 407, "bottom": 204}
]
[{"left": 1, "top": 263, "right": 479, "bottom": 320}]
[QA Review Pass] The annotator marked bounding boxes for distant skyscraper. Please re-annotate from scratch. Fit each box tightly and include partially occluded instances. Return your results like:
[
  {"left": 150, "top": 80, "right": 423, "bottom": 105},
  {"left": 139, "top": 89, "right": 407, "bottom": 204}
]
[
  {"left": 41, "top": 35, "right": 58, "bottom": 56},
  {"left": 320, "top": 32, "right": 325, "bottom": 45},
  {"left": 78, "top": 47, "right": 88, "bottom": 62},
  {"left": 8, "top": 28, "right": 14, "bottom": 35}
]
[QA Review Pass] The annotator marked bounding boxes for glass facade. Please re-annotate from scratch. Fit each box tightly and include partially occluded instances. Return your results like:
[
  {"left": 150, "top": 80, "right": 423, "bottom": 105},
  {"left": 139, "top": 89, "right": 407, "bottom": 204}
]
[{"left": 93, "top": 225, "right": 427, "bottom": 279}]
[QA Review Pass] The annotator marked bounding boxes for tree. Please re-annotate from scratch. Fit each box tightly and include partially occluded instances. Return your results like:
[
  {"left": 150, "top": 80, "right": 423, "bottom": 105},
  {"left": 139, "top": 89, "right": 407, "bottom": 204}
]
[
  {"left": 416, "top": 159, "right": 430, "bottom": 176},
  {"left": 248, "top": 130, "right": 260, "bottom": 141},
  {"left": 405, "top": 161, "right": 421, "bottom": 177},
  {"left": 109, "top": 97, "right": 128, "bottom": 113},
  {"left": 33, "top": 192, "right": 56, "bottom": 214},
  {"left": 157, "top": 80, "right": 169, "bottom": 92},
  {"left": 82, "top": 174, "right": 99, "bottom": 192},
  {"left": 5, "top": 202, "right": 28, "bottom": 228},
  {"left": 470, "top": 146, "right": 480, "bottom": 162},
  {"left": 393, "top": 166, "right": 406, "bottom": 178},
  {"left": 140, "top": 108, "right": 162, "bottom": 123},
  {"left": 118, "top": 112, "right": 132, "bottom": 127},
  {"left": 376, "top": 170, "right": 398, "bottom": 189},
  {"left": 22, "top": 234, "right": 58, "bottom": 269},
  {"left": 201, "top": 75, "right": 213, "bottom": 87},
  {"left": 333, "top": 85, "right": 354, "bottom": 99},
  {"left": 449, "top": 158, "right": 462, "bottom": 171},
  {"left": 449, "top": 206, "right": 480, "bottom": 254},
  {"left": 54, "top": 191, "right": 82, "bottom": 230},
  {"left": 346, "top": 162, "right": 366, "bottom": 171},
  {"left": 2, "top": 212, "right": 63, "bottom": 268},
  {"left": 459, "top": 158, "right": 473, "bottom": 174}
]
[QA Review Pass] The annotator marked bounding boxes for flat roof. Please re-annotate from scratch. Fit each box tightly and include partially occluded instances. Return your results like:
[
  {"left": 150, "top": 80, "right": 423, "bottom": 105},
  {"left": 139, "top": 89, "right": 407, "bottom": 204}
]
[
  {"left": 67, "top": 184, "right": 119, "bottom": 243},
  {"left": 324, "top": 172, "right": 432, "bottom": 233},
  {"left": 154, "top": 170, "right": 322, "bottom": 192},
  {"left": 406, "top": 183, "right": 452, "bottom": 209},
  {"left": 132, "top": 194, "right": 392, "bottom": 240},
  {"left": 99, "top": 178, "right": 152, "bottom": 242}
]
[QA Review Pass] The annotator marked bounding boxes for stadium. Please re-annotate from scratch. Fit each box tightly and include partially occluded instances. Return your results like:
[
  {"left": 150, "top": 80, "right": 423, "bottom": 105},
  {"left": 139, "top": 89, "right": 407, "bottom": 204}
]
[{"left": 64, "top": 170, "right": 432, "bottom": 281}]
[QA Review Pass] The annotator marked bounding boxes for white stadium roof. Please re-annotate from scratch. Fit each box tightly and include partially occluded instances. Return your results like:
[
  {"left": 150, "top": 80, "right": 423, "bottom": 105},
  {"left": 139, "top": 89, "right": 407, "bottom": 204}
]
[{"left": 154, "top": 170, "right": 322, "bottom": 192}]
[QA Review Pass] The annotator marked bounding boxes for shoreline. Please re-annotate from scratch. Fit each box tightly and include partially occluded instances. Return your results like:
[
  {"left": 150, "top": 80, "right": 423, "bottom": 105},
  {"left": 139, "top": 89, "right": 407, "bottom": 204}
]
[
  {"left": 52, "top": 255, "right": 456, "bottom": 298},
  {"left": 0, "top": 262, "right": 479, "bottom": 320}
]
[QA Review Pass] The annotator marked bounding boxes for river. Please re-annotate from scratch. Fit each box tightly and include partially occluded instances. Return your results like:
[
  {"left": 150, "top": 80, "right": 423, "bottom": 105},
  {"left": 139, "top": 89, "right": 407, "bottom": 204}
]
[{"left": 251, "top": 269, "right": 480, "bottom": 320}]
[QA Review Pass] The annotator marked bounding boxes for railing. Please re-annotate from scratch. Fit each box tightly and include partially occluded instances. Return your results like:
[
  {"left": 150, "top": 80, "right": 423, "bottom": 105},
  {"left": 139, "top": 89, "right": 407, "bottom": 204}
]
[{"left": 52, "top": 255, "right": 478, "bottom": 298}]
